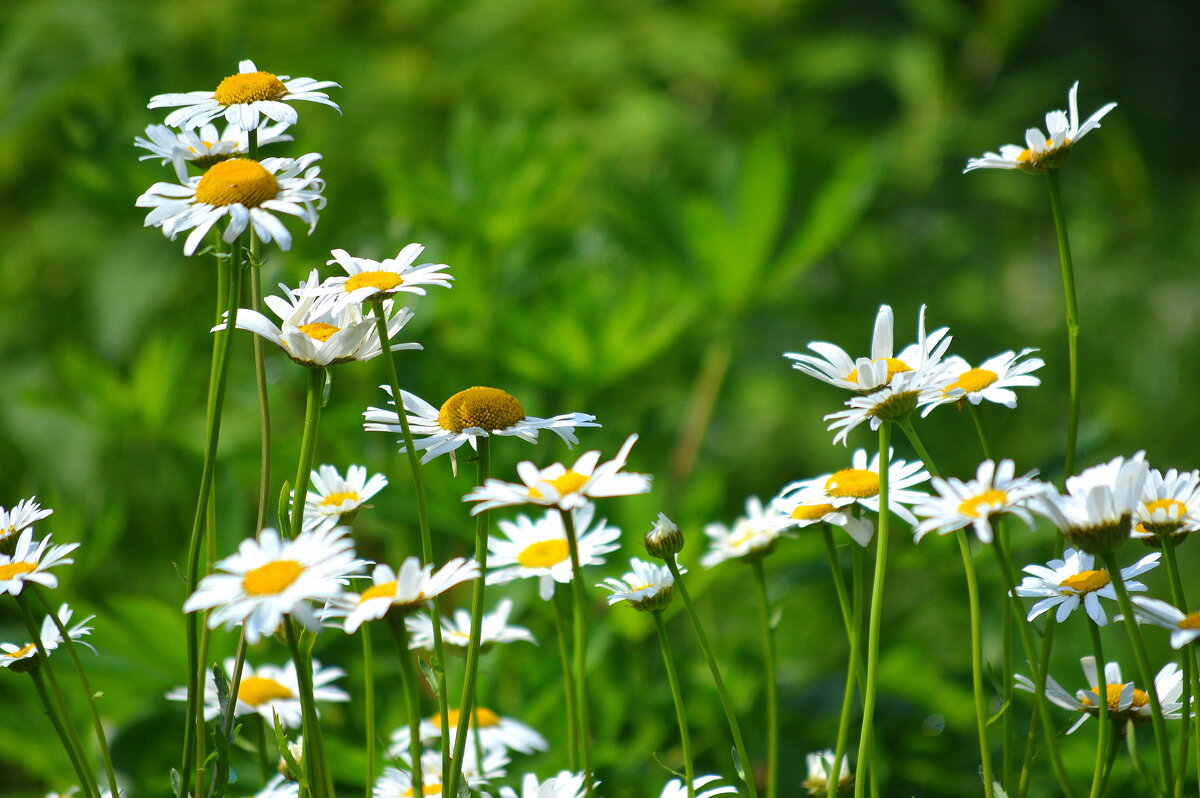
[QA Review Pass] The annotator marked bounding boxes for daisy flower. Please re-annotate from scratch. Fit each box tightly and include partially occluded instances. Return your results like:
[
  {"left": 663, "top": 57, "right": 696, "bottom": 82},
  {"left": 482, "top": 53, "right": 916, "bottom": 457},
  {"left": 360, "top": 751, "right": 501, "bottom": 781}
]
[
  {"left": 375, "top": 748, "right": 510, "bottom": 797},
  {"left": 824, "top": 369, "right": 947, "bottom": 446},
  {"left": 301, "top": 464, "right": 387, "bottom": 533},
  {"left": 323, "top": 558, "right": 480, "bottom": 634},
  {"left": 389, "top": 707, "right": 548, "bottom": 757},
  {"left": 771, "top": 492, "right": 875, "bottom": 547},
  {"left": 316, "top": 245, "right": 454, "bottom": 310},
  {"left": 364, "top": 386, "right": 599, "bottom": 465},
  {"left": 1, "top": 604, "right": 94, "bottom": 669},
  {"left": 777, "top": 448, "right": 930, "bottom": 526},
  {"left": 245, "top": 775, "right": 299, "bottom": 798},
  {"left": 1132, "top": 467, "right": 1200, "bottom": 546},
  {"left": 149, "top": 59, "right": 340, "bottom": 131},
  {"left": 643, "top": 512, "right": 685, "bottom": 559},
  {"left": 134, "top": 121, "right": 293, "bottom": 169},
  {"left": 0, "top": 530, "right": 79, "bottom": 596},
  {"left": 136, "top": 154, "right": 325, "bottom": 255},
  {"left": 701, "top": 496, "right": 794, "bottom": 566},
  {"left": 919, "top": 349, "right": 1044, "bottom": 414},
  {"left": 500, "top": 772, "right": 588, "bottom": 798},
  {"left": 166, "top": 657, "right": 348, "bottom": 728},
  {"left": 1013, "top": 547, "right": 1158, "bottom": 626},
  {"left": 1125, "top": 596, "right": 1200, "bottom": 649},
  {"left": 661, "top": 775, "right": 737, "bottom": 798},
  {"left": 487, "top": 505, "right": 620, "bottom": 600},
  {"left": 464, "top": 434, "right": 652, "bottom": 514},
  {"left": 911, "top": 459, "right": 1048, "bottom": 543},
  {"left": 0, "top": 496, "right": 52, "bottom": 553},
  {"left": 784, "top": 304, "right": 952, "bottom": 392},
  {"left": 804, "top": 750, "right": 853, "bottom": 796},
  {"left": 1034, "top": 453, "right": 1149, "bottom": 554},
  {"left": 1016, "top": 656, "right": 1185, "bottom": 734},
  {"left": 183, "top": 526, "right": 364, "bottom": 643},
  {"left": 964, "top": 81, "right": 1117, "bottom": 174},
  {"left": 407, "top": 598, "right": 537, "bottom": 651},
  {"left": 598, "top": 558, "right": 679, "bottom": 613}
]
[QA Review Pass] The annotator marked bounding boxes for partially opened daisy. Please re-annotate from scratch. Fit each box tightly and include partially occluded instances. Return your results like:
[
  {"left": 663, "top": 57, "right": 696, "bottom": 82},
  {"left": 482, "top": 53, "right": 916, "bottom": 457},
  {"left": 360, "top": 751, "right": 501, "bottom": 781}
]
[
  {"left": 777, "top": 448, "right": 930, "bottom": 526},
  {"left": 824, "top": 369, "right": 947, "bottom": 446},
  {"left": 804, "top": 751, "right": 853, "bottom": 796},
  {"left": 701, "top": 496, "right": 794, "bottom": 566},
  {"left": 135, "top": 121, "right": 292, "bottom": 169},
  {"left": 301, "top": 464, "right": 387, "bottom": 532},
  {"left": 183, "top": 526, "right": 364, "bottom": 643},
  {"left": 1034, "top": 453, "right": 1149, "bottom": 554},
  {"left": 1125, "top": 596, "right": 1200, "bottom": 649},
  {"left": 136, "top": 153, "right": 325, "bottom": 255},
  {"left": 501, "top": 771, "right": 588, "bottom": 798},
  {"left": 964, "top": 81, "right": 1117, "bottom": 173},
  {"left": 317, "top": 245, "right": 454, "bottom": 310},
  {"left": 1, "top": 604, "right": 94, "bottom": 669},
  {"left": 0, "top": 530, "right": 79, "bottom": 596},
  {"left": 1132, "top": 467, "right": 1200, "bottom": 546},
  {"left": 166, "top": 657, "right": 348, "bottom": 727},
  {"left": 1014, "top": 546, "right": 1158, "bottom": 626},
  {"left": 389, "top": 707, "right": 548, "bottom": 756},
  {"left": 661, "top": 775, "right": 737, "bottom": 798},
  {"left": 1016, "top": 656, "right": 1185, "bottom": 734},
  {"left": 1, "top": 497, "right": 52, "bottom": 553},
  {"left": 407, "top": 598, "right": 537, "bottom": 651},
  {"left": 149, "top": 59, "right": 340, "bottom": 130},
  {"left": 598, "top": 558, "right": 679, "bottom": 612},
  {"left": 323, "top": 557, "right": 480, "bottom": 633},
  {"left": 771, "top": 491, "right": 875, "bottom": 547},
  {"left": 365, "top": 386, "right": 599, "bottom": 465},
  {"left": 911, "top": 459, "right": 1048, "bottom": 543},
  {"left": 920, "top": 349, "right": 1044, "bottom": 415},
  {"left": 487, "top": 505, "right": 620, "bottom": 600},
  {"left": 464, "top": 434, "right": 651, "bottom": 514},
  {"left": 785, "top": 304, "right": 952, "bottom": 392}
]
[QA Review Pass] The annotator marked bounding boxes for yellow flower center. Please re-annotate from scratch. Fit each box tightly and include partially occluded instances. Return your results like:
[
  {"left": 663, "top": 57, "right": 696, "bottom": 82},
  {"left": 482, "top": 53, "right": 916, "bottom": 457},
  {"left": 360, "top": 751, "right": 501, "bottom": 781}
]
[
  {"left": 319, "top": 491, "right": 359, "bottom": 508},
  {"left": 5, "top": 643, "right": 36, "bottom": 659},
  {"left": 400, "top": 787, "right": 441, "bottom": 797},
  {"left": 529, "top": 470, "right": 589, "bottom": 501},
  {"left": 345, "top": 271, "right": 405, "bottom": 294},
  {"left": 0, "top": 525, "right": 15, "bottom": 541},
  {"left": 1144, "top": 498, "right": 1188, "bottom": 518},
  {"left": 1017, "top": 137, "right": 1069, "bottom": 164},
  {"left": 958, "top": 489, "right": 1009, "bottom": 518},
  {"left": 825, "top": 469, "right": 880, "bottom": 499},
  {"left": 359, "top": 581, "right": 398, "bottom": 603},
  {"left": 1058, "top": 569, "right": 1110, "bottom": 594},
  {"left": 944, "top": 368, "right": 999, "bottom": 395},
  {"left": 516, "top": 540, "right": 570, "bottom": 568},
  {"left": 437, "top": 387, "right": 525, "bottom": 433},
  {"left": 0, "top": 561, "right": 36, "bottom": 581},
  {"left": 846, "top": 357, "right": 911, "bottom": 385},
  {"left": 1179, "top": 612, "right": 1200, "bottom": 630},
  {"left": 297, "top": 322, "right": 340, "bottom": 342},
  {"left": 213, "top": 71, "right": 288, "bottom": 105},
  {"left": 237, "top": 675, "right": 293, "bottom": 706},
  {"left": 791, "top": 503, "right": 836, "bottom": 521},
  {"left": 432, "top": 707, "right": 501, "bottom": 729},
  {"left": 194, "top": 158, "right": 279, "bottom": 207},
  {"left": 242, "top": 560, "right": 304, "bottom": 596},
  {"left": 1083, "top": 684, "right": 1149, "bottom": 711}
]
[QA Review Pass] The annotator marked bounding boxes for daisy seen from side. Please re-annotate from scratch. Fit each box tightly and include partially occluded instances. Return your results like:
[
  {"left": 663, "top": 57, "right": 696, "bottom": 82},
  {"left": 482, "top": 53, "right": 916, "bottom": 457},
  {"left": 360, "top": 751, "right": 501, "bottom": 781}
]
[
  {"left": 318, "top": 245, "right": 454, "bottom": 310},
  {"left": 407, "top": 598, "right": 536, "bottom": 651},
  {"left": 911, "top": 459, "right": 1048, "bottom": 543},
  {"left": 1132, "top": 467, "right": 1200, "bottom": 546},
  {"left": 135, "top": 121, "right": 293, "bottom": 169},
  {"left": 771, "top": 491, "right": 875, "bottom": 547},
  {"left": 1014, "top": 547, "right": 1159, "bottom": 626},
  {"left": 598, "top": 558, "right": 680, "bottom": 613},
  {"left": 166, "top": 657, "right": 348, "bottom": 727},
  {"left": 1016, "top": 656, "right": 1186, "bottom": 734},
  {"left": 919, "top": 349, "right": 1044, "bottom": 415},
  {"left": 389, "top": 707, "right": 548, "bottom": 757},
  {"left": 0, "top": 530, "right": 79, "bottom": 596},
  {"left": 302, "top": 464, "right": 387, "bottom": 532},
  {"left": 323, "top": 557, "right": 480, "bottom": 634},
  {"left": 776, "top": 448, "right": 930, "bottom": 526},
  {"left": 487, "top": 505, "right": 620, "bottom": 601},
  {"left": 0, "top": 604, "right": 94, "bottom": 669},
  {"left": 0, "top": 497, "right": 52, "bottom": 553},
  {"left": 824, "top": 368, "right": 947, "bottom": 446},
  {"left": 1034, "top": 453, "right": 1149, "bottom": 554},
  {"left": 701, "top": 496, "right": 794, "bottom": 566},
  {"left": 1125, "top": 596, "right": 1200, "bottom": 649}
]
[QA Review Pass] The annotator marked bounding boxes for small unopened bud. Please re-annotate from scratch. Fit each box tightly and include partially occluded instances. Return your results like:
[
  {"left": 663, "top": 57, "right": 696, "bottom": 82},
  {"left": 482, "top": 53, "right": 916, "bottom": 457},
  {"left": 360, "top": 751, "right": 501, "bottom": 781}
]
[
  {"left": 804, "top": 749, "right": 853, "bottom": 796},
  {"left": 643, "top": 513, "right": 684, "bottom": 559},
  {"left": 278, "top": 738, "right": 303, "bottom": 780}
]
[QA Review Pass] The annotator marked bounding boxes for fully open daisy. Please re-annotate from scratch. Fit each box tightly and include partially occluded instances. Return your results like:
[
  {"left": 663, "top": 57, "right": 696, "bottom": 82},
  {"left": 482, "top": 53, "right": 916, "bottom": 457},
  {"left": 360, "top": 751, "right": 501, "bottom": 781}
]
[
  {"left": 0, "top": 530, "right": 79, "bottom": 596},
  {"left": 301, "top": 464, "right": 387, "bottom": 533},
  {"left": 183, "top": 526, "right": 364, "bottom": 643},
  {"left": 1, "top": 604, "right": 94, "bottom": 669},
  {"left": 964, "top": 81, "right": 1117, "bottom": 173},
  {"left": 407, "top": 598, "right": 536, "bottom": 651},
  {"left": 487, "top": 505, "right": 620, "bottom": 600},
  {"left": 323, "top": 557, "right": 480, "bottom": 633},
  {"left": 389, "top": 707, "right": 548, "bottom": 757},
  {"left": 1034, "top": 453, "right": 1149, "bottom": 554},
  {"left": 135, "top": 121, "right": 293, "bottom": 169},
  {"left": 501, "top": 772, "right": 589, "bottom": 798},
  {"left": 771, "top": 491, "right": 875, "bottom": 547},
  {"left": 661, "top": 775, "right": 737, "bottom": 798},
  {"left": 1, "top": 497, "right": 52, "bottom": 553},
  {"left": 777, "top": 448, "right": 930, "bottom": 526},
  {"left": 1132, "top": 467, "right": 1200, "bottom": 546},
  {"left": 1016, "top": 656, "right": 1185, "bottom": 734},
  {"left": 920, "top": 349, "right": 1044, "bottom": 414},
  {"left": 1125, "top": 597, "right": 1200, "bottom": 649},
  {"left": 149, "top": 59, "right": 340, "bottom": 130},
  {"left": 375, "top": 748, "right": 509, "bottom": 797},
  {"left": 166, "top": 657, "right": 348, "bottom": 728},
  {"left": 804, "top": 751, "right": 853, "bottom": 796},
  {"left": 316, "top": 245, "right": 454, "bottom": 310},
  {"left": 824, "top": 368, "right": 946, "bottom": 446},
  {"left": 1014, "top": 547, "right": 1158, "bottom": 626},
  {"left": 365, "top": 386, "right": 599, "bottom": 465},
  {"left": 598, "top": 558, "right": 679, "bottom": 612},
  {"left": 911, "top": 459, "right": 1048, "bottom": 543},
  {"left": 701, "top": 496, "right": 794, "bottom": 566}
]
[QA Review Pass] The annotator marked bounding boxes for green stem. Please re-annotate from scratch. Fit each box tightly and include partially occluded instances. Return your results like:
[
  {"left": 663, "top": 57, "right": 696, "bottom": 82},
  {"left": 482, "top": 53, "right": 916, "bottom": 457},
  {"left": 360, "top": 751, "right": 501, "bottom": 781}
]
[
  {"left": 1086, "top": 618, "right": 1110, "bottom": 798},
  {"left": 653, "top": 610, "right": 695, "bottom": 798},
  {"left": 387, "top": 614, "right": 424, "bottom": 798},
  {"left": 820, "top": 526, "right": 869, "bottom": 688},
  {"left": 998, "top": 519, "right": 1015, "bottom": 796},
  {"left": 956, "top": 531, "right": 995, "bottom": 798},
  {"left": 285, "top": 622, "right": 334, "bottom": 798},
  {"left": 967, "top": 403, "right": 994, "bottom": 461},
  {"left": 28, "top": 666, "right": 96, "bottom": 798},
  {"left": 855, "top": 423, "right": 890, "bottom": 798},
  {"left": 363, "top": 624, "right": 376, "bottom": 798},
  {"left": 247, "top": 124, "right": 272, "bottom": 534},
  {"left": 830, "top": 542, "right": 866, "bottom": 798},
  {"left": 750, "top": 559, "right": 778, "bottom": 798},
  {"left": 560, "top": 507, "right": 596, "bottom": 796},
  {"left": 289, "top": 367, "right": 325, "bottom": 539},
  {"left": 665, "top": 555, "right": 759, "bottom": 798},
  {"left": 255, "top": 717, "right": 272, "bottom": 784},
  {"left": 1044, "top": 169, "right": 1081, "bottom": 480},
  {"left": 1158, "top": 537, "right": 1191, "bottom": 798},
  {"left": 552, "top": 584, "right": 580, "bottom": 770}
]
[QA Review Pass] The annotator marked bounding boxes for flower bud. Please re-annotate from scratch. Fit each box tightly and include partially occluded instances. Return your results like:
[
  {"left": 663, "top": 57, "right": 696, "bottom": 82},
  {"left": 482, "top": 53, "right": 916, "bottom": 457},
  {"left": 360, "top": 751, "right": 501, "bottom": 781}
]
[{"left": 643, "top": 513, "right": 684, "bottom": 559}]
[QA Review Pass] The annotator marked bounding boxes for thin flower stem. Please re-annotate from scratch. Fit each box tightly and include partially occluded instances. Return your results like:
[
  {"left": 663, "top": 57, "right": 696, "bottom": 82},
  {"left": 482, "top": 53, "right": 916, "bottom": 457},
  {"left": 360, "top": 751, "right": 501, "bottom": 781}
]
[
  {"left": 653, "top": 610, "right": 695, "bottom": 798},
  {"left": 560, "top": 507, "right": 596, "bottom": 796},
  {"left": 750, "top": 559, "right": 778, "bottom": 798},
  {"left": 552, "top": 584, "right": 580, "bottom": 770},
  {"left": 1085, "top": 617, "right": 1110, "bottom": 798},
  {"left": 362, "top": 623, "right": 377, "bottom": 798},
  {"left": 820, "top": 527, "right": 868, "bottom": 687},
  {"left": 246, "top": 128, "right": 272, "bottom": 534},
  {"left": 664, "top": 555, "right": 759, "bottom": 798},
  {"left": 29, "top": 667, "right": 97, "bottom": 797},
  {"left": 829, "top": 542, "right": 866, "bottom": 798},
  {"left": 1044, "top": 169, "right": 1081, "bottom": 480},
  {"left": 1100, "top": 551, "right": 1174, "bottom": 792},
  {"left": 387, "top": 613, "right": 425, "bottom": 798},
  {"left": 1000, "top": 534, "right": 1016, "bottom": 796},
  {"left": 445, "top": 437, "right": 491, "bottom": 798},
  {"left": 255, "top": 717, "right": 273, "bottom": 783},
  {"left": 289, "top": 366, "right": 325, "bottom": 540},
  {"left": 1157, "top": 536, "right": 1192, "bottom": 798},
  {"left": 1190, "top": 647, "right": 1200, "bottom": 798},
  {"left": 285, "top": 621, "right": 335, "bottom": 798},
  {"left": 967, "top": 403, "right": 994, "bottom": 461},
  {"left": 219, "top": 633, "right": 249, "bottom": 742}
]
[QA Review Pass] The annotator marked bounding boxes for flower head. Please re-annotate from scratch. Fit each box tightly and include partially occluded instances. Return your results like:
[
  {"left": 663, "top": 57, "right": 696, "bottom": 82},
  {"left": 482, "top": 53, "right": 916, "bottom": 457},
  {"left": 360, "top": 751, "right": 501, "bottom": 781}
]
[
  {"left": 920, "top": 349, "right": 1044, "bottom": 415},
  {"left": 487, "top": 505, "right": 620, "bottom": 601},
  {"left": 166, "top": 657, "right": 347, "bottom": 728},
  {"left": 135, "top": 121, "right": 292, "bottom": 169},
  {"left": 777, "top": 448, "right": 930, "bottom": 528},
  {"left": 1, "top": 604, "right": 94, "bottom": 671},
  {"left": 598, "top": 558, "right": 679, "bottom": 612},
  {"left": 1125, "top": 596, "right": 1200, "bottom": 649},
  {"left": 500, "top": 772, "right": 589, "bottom": 798},
  {"left": 804, "top": 750, "right": 853, "bottom": 796},
  {"left": 911, "top": 459, "right": 1047, "bottom": 543},
  {"left": 389, "top": 708, "right": 548, "bottom": 757},
  {"left": 824, "top": 369, "right": 946, "bottom": 445},
  {"left": 301, "top": 464, "right": 388, "bottom": 533},
  {"left": 1014, "top": 547, "right": 1158, "bottom": 626},
  {"left": 375, "top": 747, "right": 509, "bottom": 797},
  {"left": 643, "top": 512, "right": 684, "bottom": 559},
  {"left": 1133, "top": 467, "right": 1200, "bottom": 546},
  {"left": 0, "top": 497, "right": 53, "bottom": 554},
  {"left": 660, "top": 775, "right": 738, "bottom": 798},
  {"left": 1016, "top": 656, "right": 1186, "bottom": 733},
  {"left": 1034, "top": 453, "right": 1149, "bottom": 554},
  {"left": 701, "top": 497, "right": 794, "bottom": 566},
  {"left": 323, "top": 557, "right": 479, "bottom": 633},
  {"left": 316, "top": 245, "right": 454, "bottom": 310},
  {"left": 407, "top": 598, "right": 537, "bottom": 651},
  {"left": 0, "top": 530, "right": 79, "bottom": 596}
]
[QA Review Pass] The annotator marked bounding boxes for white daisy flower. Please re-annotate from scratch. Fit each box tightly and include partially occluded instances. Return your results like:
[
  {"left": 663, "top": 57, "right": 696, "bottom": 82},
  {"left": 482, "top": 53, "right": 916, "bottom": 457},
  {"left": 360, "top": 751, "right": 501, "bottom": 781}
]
[
  {"left": 389, "top": 707, "right": 548, "bottom": 757},
  {"left": 134, "top": 121, "right": 293, "bottom": 169},
  {"left": 1015, "top": 656, "right": 1186, "bottom": 734},
  {"left": 0, "top": 496, "right": 53, "bottom": 552},
  {"left": 464, "top": 434, "right": 652, "bottom": 514},
  {"left": 183, "top": 526, "right": 364, "bottom": 643},
  {"left": 487, "top": 505, "right": 620, "bottom": 601},
  {"left": 964, "top": 81, "right": 1117, "bottom": 174},
  {"left": 770, "top": 492, "right": 875, "bottom": 547},
  {"left": 1, "top": 604, "right": 94, "bottom": 668},
  {"left": 803, "top": 750, "right": 853, "bottom": 796},
  {"left": 777, "top": 448, "right": 930, "bottom": 527},
  {"left": 316, "top": 245, "right": 454, "bottom": 310},
  {"left": 0, "top": 530, "right": 79, "bottom": 596},
  {"left": 701, "top": 496, "right": 794, "bottom": 566},
  {"left": 500, "top": 771, "right": 588, "bottom": 798},
  {"left": 301, "top": 464, "right": 388, "bottom": 533},
  {"left": 375, "top": 747, "right": 510, "bottom": 797},
  {"left": 407, "top": 598, "right": 537, "bottom": 651},
  {"left": 1014, "top": 547, "right": 1158, "bottom": 626},
  {"left": 136, "top": 154, "right": 325, "bottom": 255},
  {"left": 823, "top": 369, "right": 947, "bottom": 446},
  {"left": 598, "top": 558, "right": 679, "bottom": 612},
  {"left": 365, "top": 386, "right": 599, "bottom": 465},
  {"left": 784, "top": 304, "right": 952, "bottom": 392},
  {"left": 1132, "top": 467, "right": 1200, "bottom": 545},
  {"left": 148, "top": 59, "right": 340, "bottom": 131},
  {"left": 919, "top": 349, "right": 1044, "bottom": 414},
  {"left": 245, "top": 775, "right": 299, "bottom": 798},
  {"left": 661, "top": 775, "right": 737, "bottom": 798},
  {"left": 1125, "top": 596, "right": 1200, "bottom": 649},
  {"left": 166, "top": 657, "right": 348, "bottom": 728},
  {"left": 911, "top": 459, "right": 1048, "bottom": 543},
  {"left": 323, "top": 558, "right": 480, "bottom": 634},
  {"left": 1034, "top": 453, "right": 1149, "bottom": 554}
]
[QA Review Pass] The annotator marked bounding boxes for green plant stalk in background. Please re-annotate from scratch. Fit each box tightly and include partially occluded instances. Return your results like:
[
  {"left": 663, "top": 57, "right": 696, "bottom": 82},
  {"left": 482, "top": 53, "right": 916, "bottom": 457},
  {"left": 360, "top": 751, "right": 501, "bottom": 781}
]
[
  {"left": 387, "top": 613, "right": 425, "bottom": 798},
  {"left": 750, "top": 558, "right": 778, "bottom": 798},
  {"left": 559, "top": 507, "right": 596, "bottom": 797},
  {"left": 653, "top": 609, "right": 695, "bottom": 798},
  {"left": 1044, "top": 170, "right": 1080, "bottom": 480},
  {"left": 552, "top": 584, "right": 580, "bottom": 770},
  {"left": 361, "top": 623, "right": 377, "bottom": 798},
  {"left": 1085, "top": 618, "right": 1110, "bottom": 798},
  {"left": 288, "top": 367, "right": 326, "bottom": 539},
  {"left": 285, "top": 621, "right": 335, "bottom": 798}
]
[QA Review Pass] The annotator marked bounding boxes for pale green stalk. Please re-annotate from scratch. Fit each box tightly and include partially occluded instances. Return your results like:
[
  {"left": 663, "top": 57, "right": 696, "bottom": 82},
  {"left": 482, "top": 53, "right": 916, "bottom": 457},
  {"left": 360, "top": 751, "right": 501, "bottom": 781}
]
[
  {"left": 28, "top": 666, "right": 97, "bottom": 798},
  {"left": 750, "top": 559, "right": 778, "bottom": 798},
  {"left": 1156, "top": 534, "right": 1192, "bottom": 798},
  {"left": 362, "top": 624, "right": 377, "bottom": 798},
  {"left": 1044, "top": 169, "right": 1081, "bottom": 479},
  {"left": 653, "top": 610, "right": 695, "bottom": 798},
  {"left": 1086, "top": 618, "right": 1110, "bottom": 798},
  {"left": 829, "top": 541, "right": 866, "bottom": 798},
  {"left": 999, "top": 526, "right": 1015, "bottom": 796},
  {"left": 288, "top": 366, "right": 325, "bottom": 539},
  {"left": 285, "top": 622, "right": 335, "bottom": 798},
  {"left": 552, "top": 584, "right": 580, "bottom": 770},
  {"left": 967, "top": 403, "right": 994, "bottom": 462},
  {"left": 820, "top": 526, "right": 868, "bottom": 686},
  {"left": 559, "top": 507, "right": 596, "bottom": 796},
  {"left": 247, "top": 129, "right": 271, "bottom": 533},
  {"left": 255, "top": 717, "right": 272, "bottom": 783},
  {"left": 387, "top": 614, "right": 424, "bottom": 798}
]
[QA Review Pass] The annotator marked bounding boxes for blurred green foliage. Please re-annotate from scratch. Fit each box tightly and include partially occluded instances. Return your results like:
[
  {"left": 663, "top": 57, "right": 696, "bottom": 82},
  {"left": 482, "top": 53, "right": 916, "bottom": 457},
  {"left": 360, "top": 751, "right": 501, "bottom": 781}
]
[{"left": 2, "top": 0, "right": 1198, "bottom": 795}]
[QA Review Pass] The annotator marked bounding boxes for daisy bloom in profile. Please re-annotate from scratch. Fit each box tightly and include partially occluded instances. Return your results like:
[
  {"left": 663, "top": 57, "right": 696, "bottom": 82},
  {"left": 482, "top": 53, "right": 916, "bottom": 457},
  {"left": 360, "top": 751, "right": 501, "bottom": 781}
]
[
  {"left": 246, "top": 775, "right": 299, "bottom": 798},
  {"left": 911, "top": 459, "right": 1047, "bottom": 543},
  {"left": 772, "top": 492, "right": 875, "bottom": 547},
  {"left": 701, "top": 496, "right": 794, "bottom": 566},
  {"left": 167, "top": 657, "right": 348, "bottom": 728},
  {"left": 323, "top": 557, "right": 479, "bottom": 633},
  {"left": 1014, "top": 547, "right": 1158, "bottom": 626},
  {"left": 318, "top": 244, "right": 454, "bottom": 310},
  {"left": 1132, "top": 467, "right": 1200, "bottom": 546},
  {"left": 302, "top": 464, "right": 387, "bottom": 532},
  {"left": 375, "top": 748, "right": 510, "bottom": 797},
  {"left": 1, "top": 604, "right": 94, "bottom": 669},
  {"left": 1034, "top": 453, "right": 1149, "bottom": 554},
  {"left": 1016, "top": 656, "right": 1185, "bottom": 734},
  {"left": 134, "top": 121, "right": 292, "bottom": 169},
  {"left": 661, "top": 775, "right": 737, "bottom": 798},
  {"left": 824, "top": 369, "right": 946, "bottom": 446},
  {"left": 1, "top": 496, "right": 52, "bottom": 553},
  {"left": 149, "top": 59, "right": 340, "bottom": 130},
  {"left": 804, "top": 750, "right": 853, "bottom": 796},
  {"left": 464, "top": 434, "right": 651, "bottom": 514},
  {"left": 777, "top": 448, "right": 930, "bottom": 526},
  {"left": 136, "top": 153, "right": 325, "bottom": 255},
  {"left": 598, "top": 558, "right": 679, "bottom": 612},
  {"left": 407, "top": 598, "right": 536, "bottom": 651},
  {"left": 785, "top": 304, "right": 951, "bottom": 392},
  {"left": 500, "top": 771, "right": 588, "bottom": 798},
  {"left": 183, "top": 526, "right": 364, "bottom": 643},
  {"left": 365, "top": 386, "right": 599, "bottom": 465},
  {"left": 0, "top": 530, "right": 79, "bottom": 596},
  {"left": 488, "top": 505, "right": 620, "bottom": 600},
  {"left": 1126, "top": 596, "right": 1200, "bottom": 649},
  {"left": 389, "top": 707, "right": 548, "bottom": 756},
  {"left": 964, "top": 81, "right": 1117, "bottom": 174},
  {"left": 920, "top": 349, "right": 1044, "bottom": 414}
]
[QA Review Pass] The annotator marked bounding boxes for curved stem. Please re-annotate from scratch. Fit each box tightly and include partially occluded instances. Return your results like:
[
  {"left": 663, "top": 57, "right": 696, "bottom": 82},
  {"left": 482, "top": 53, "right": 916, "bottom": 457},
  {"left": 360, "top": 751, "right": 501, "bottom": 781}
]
[
  {"left": 28, "top": 666, "right": 96, "bottom": 798},
  {"left": 1044, "top": 169, "right": 1081, "bottom": 480},
  {"left": 387, "top": 614, "right": 424, "bottom": 798},
  {"left": 362, "top": 624, "right": 377, "bottom": 798},
  {"left": 956, "top": 531, "right": 995, "bottom": 798},
  {"left": 552, "top": 584, "right": 580, "bottom": 770},
  {"left": 289, "top": 367, "right": 325, "bottom": 539},
  {"left": 653, "top": 610, "right": 695, "bottom": 798},
  {"left": 284, "top": 622, "right": 334, "bottom": 798},
  {"left": 750, "top": 559, "right": 778, "bottom": 798},
  {"left": 560, "top": 507, "right": 596, "bottom": 796},
  {"left": 1086, "top": 618, "right": 1110, "bottom": 798},
  {"left": 855, "top": 423, "right": 890, "bottom": 798}
]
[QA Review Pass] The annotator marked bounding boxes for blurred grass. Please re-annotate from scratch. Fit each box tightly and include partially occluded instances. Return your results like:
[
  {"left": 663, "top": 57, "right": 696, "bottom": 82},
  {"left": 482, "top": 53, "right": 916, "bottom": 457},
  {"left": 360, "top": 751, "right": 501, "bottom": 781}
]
[{"left": 2, "top": 0, "right": 1199, "bottom": 795}]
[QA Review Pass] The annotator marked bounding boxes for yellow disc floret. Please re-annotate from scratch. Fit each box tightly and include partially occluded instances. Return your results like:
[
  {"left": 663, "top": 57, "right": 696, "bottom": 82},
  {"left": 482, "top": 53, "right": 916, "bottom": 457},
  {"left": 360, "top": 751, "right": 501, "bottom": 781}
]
[
  {"left": 238, "top": 676, "right": 293, "bottom": 706},
  {"left": 437, "top": 387, "right": 525, "bottom": 433},
  {"left": 826, "top": 469, "right": 881, "bottom": 499},
  {"left": 792, "top": 503, "right": 836, "bottom": 521},
  {"left": 1059, "top": 570, "right": 1110, "bottom": 594},
  {"left": 958, "top": 489, "right": 1009, "bottom": 519},
  {"left": 195, "top": 159, "right": 279, "bottom": 208},
  {"left": 5, "top": 643, "right": 35, "bottom": 659},
  {"left": 0, "top": 561, "right": 36, "bottom": 581},
  {"left": 1144, "top": 498, "right": 1188, "bottom": 519},
  {"left": 847, "top": 358, "right": 911, "bottom": 385},
  {"left": 243, "top": 560, "right": 304, "bottom": 596},
  {"left": 1082, "top": 683, "right": 1148, "bottom": 711},
  {"left": 345, "top": 271, "right": 405, "bottom": 294},
  {"left": 214, "top": 71, "right": 288, "bottom": 106},
  {"left": 359, "top": 581, "right": 398, "bottom": 604},
  {"left": 945, "top": 368, "right": 999, "bottom": 395},
  {"left": 517, "top": 540, "right": 570, "bottom": 568},
  {"left": 1179, "top": 612, "right": 1200, "bottom": 630},
  {"left": 433, "top": 707, "right": 502, "bottom": 729},
  {"left": 297, "top": 322, "right": 340, "bottom": 342},
  {"left": 319, "top": 491, "right": 359, "bottom": 508}
]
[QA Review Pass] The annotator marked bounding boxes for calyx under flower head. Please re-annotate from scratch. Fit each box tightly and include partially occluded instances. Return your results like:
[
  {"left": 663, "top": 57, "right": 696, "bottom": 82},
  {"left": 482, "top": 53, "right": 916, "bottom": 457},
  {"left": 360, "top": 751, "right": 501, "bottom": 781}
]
[{"left": 644, "top": 513, "right": 684, "bottom": 559}]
